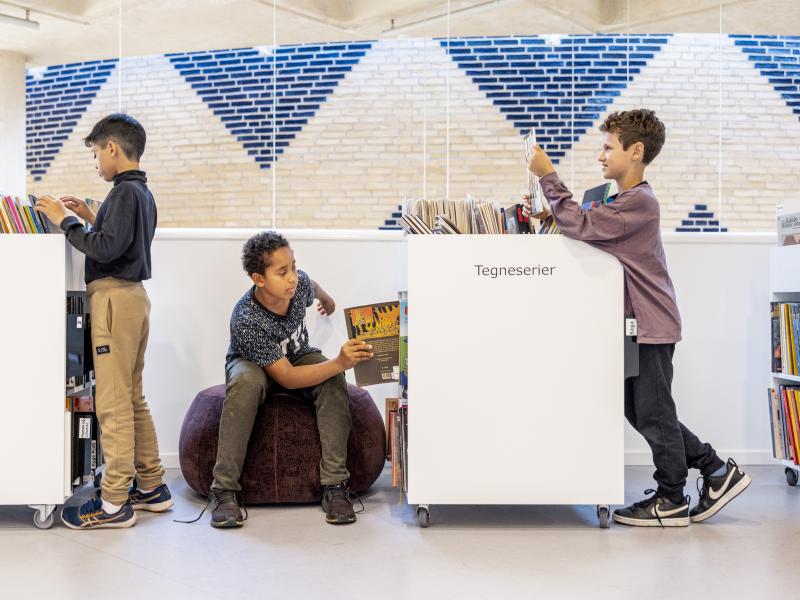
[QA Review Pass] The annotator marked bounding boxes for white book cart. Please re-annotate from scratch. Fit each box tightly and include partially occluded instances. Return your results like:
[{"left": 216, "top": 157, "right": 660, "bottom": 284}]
[
  {"left": 0, "top": 235, "right": 85, "bottom": 528},
  {"left": 768, "top": 243, "right": 800, "bottom": 486},
  {"left": 406, "top": 235, "right": 625, "bottom": 528}
]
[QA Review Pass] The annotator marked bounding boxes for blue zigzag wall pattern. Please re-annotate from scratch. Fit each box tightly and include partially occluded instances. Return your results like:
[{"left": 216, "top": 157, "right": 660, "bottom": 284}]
[
  {"left": 168, "top": 43, "right": 373, "bottom": 169},
  {"left": 732, "top": 35, "right": 800, "bottom": 120},
  {"left": 440, "top": 34, "right": 670, "bottom": 162},
  {"left": 26, "top": 60, "right": 117, "bottom": 181},
  {"left": 25, "top": 35, "right": 800, "bottom": 231}
]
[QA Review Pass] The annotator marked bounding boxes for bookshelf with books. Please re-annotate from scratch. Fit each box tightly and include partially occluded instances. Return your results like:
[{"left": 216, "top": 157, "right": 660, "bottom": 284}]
[
  {"left": 0, "top": 234, "right": 100, "bottom": 528},
  {"left": 768, "top": 242, "right": 800, "bottom": 487},
  {"left": 406, "top": 235, "right": 624, "bottom": 528}
]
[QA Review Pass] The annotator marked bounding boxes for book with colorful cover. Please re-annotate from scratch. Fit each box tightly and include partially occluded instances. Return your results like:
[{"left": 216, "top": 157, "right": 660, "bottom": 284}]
[
  {"left": 787, "top": 304, "right": 797, "bottom": 374},
  {"left": 3, "top": 196, "right": 24, "bottom": 233},
  {"left": 769, "top": 388, "right": 786, "bottom": 460},
  {"left": 783, "top": 386, "right": 800, "bottom": 464},
  {"left": 343, "top": 301, "right": 400, "bottom": 387},
  {"left": 581, "top": 183, "right": 613, "bottom": 210},
  {"left": 385, "top": 397, "right": 399, "bottom": 460},
  {"left": 783, "top": 387, "right": 796, "bottom": 463},
  {"left": 777, "top": 211, "right": 800, "bottom": 246},
  {"left": 0, "top": 200, "right": 12, "bottom": 233},
  {"left": 771, "top": 303, "right": 782, "bottom": 373}
]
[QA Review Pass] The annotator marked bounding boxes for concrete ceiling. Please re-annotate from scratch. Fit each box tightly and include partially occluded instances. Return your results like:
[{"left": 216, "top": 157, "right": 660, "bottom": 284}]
[{"left": 0, "top": 0, "right": 797, "bottom": 67}]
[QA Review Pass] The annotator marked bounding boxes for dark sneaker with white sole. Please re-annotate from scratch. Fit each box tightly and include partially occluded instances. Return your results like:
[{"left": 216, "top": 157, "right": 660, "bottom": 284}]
[
  {"left": 129, "top": 483, "right": 173, "bottom": 512},
  {"left": 689, "top": 458, "right": 751, "bottom": 523},
  {"left": 321, "top": 482, "right": 359, "bottom": 525},
  {"left": 210, "top": 489, "right": 247, "bottom": 528},
  {"left": 613, "top": 489, "right": 691, "bottom": 527},
  {"left": 61, "top": 495, "right": 137, "bottom": 530}
]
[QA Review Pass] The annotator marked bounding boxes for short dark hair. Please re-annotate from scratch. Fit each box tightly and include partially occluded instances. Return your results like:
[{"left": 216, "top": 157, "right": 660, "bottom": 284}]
[
  {"left": 242, "top": 231, "right": 290, "bottom": 276},
  {"left": 83, "top": 113, "right": 146, "bottom": 161},
  {"left": 599, "top": 109, "right": 665, "bottom": 165}
]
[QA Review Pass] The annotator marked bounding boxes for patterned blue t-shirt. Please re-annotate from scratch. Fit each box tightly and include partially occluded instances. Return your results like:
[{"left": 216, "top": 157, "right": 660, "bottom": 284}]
[{"left": 226, "top": 269, "right": 319, "bottom": 367}]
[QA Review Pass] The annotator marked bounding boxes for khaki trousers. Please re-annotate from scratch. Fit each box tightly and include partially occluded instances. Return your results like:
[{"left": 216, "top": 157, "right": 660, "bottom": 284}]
[{"left": 88, "top": 277, "right": 164, "bottom": 505}]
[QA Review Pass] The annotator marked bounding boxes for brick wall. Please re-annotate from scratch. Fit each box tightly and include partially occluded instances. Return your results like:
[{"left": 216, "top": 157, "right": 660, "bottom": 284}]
[{"left": 24, "top": 34, "right": 800, "bottom": 231}]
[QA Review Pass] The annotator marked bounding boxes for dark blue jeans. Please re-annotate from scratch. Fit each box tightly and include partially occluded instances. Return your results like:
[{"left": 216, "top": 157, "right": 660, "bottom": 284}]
[{"left": 624, "top": 343, "right": 725, "bottom": 500}]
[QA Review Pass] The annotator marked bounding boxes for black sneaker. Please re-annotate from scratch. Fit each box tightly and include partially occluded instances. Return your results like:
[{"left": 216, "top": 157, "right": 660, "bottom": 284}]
[
  {"left": 612, "top": 489, "right": 691, "bottom": 527},
  {"left": 129, "top": 482, "right": 173, "bottom": 513},
  {"left": 61, "top": 494, "right": 137, "bottom": 530},
  {"left": 689, "top": 458, "right": 752, "bottom": 523},
  {"left": 210, "top": 489, "right": 247, "bottom": 528},
  {"left": 321, "top": 482, "right": 360, "bottom": 525}
]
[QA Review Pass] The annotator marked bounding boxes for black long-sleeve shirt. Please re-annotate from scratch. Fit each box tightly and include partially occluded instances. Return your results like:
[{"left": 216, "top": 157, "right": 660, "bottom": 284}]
[{"left": 60, "top": 170, "right": 157, "bottom": 284}]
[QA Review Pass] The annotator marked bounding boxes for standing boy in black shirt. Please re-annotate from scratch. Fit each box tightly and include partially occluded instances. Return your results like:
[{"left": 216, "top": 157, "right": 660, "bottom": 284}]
[{"left": 36, "top": 114, "right": 171, "bottom": 529}]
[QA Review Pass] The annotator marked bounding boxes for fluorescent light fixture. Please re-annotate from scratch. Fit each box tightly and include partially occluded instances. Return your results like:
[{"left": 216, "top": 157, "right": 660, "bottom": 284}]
[{"left": 0, "top": 10, "right": 40, "bottom": 30}]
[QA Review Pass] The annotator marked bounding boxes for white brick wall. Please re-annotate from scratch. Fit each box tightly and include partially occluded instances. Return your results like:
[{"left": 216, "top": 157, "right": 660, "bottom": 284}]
[{"left": 26, "top": 35, "right": 800, "bottom": 231}]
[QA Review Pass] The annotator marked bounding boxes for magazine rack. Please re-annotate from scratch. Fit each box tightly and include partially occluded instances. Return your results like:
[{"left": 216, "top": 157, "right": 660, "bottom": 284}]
[{"left": 407, "top": 235, "right": 624, "bottom": 528}]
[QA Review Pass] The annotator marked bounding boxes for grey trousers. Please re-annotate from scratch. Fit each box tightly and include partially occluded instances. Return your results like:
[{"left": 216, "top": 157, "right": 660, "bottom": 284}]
[{"left": 211, "top": 352, "right": 352, "bottom": 491}]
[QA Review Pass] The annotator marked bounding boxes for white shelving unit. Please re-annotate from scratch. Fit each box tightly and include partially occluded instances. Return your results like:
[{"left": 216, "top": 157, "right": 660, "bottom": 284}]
[
  {"left": 0, "top": 235, "right": 85, "bottom": 527},
  {"left": 407, "top": 235, "right": 625, "bottom": 528},
  {"left": 769, "top": 244, "right": 800, "bottom": 487}
]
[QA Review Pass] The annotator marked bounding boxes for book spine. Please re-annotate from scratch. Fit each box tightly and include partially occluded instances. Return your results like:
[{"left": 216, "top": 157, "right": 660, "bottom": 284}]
[
  {"left": 4, "top": 196, "right": 25, "bottom": 233},
  {"left": 0, "top": 201, "right": 12, "bottom": 233},
  {"left": 13, "top": 198, "right": 32, "bottom": 233},
  {"left": 769, "top": 388, "right": 777, "bottom": 459},
  {"left": 23, "top": 206, "right": 38, "bottom": 234},
  {"left": 791, "top": 305, "right": 797, "bottom": 376},
  {"left": 781, "top": 304, "right": 789, "bottom": 375},
  {"left": 789, "top": 302, "right": 800, "bottom": 375},
  {"left": 771, "top": 302, "right": 781, "bottom": 373},
  {"left": 27, "top": 195, "right": 46, "bottom": 233},
  {"left": 782, "top": 387, "right": 794, "bottom": 462},
  {"left": 24, "top": 197, "right": 44, "bottom": 234},
  {"left": 785, "top": 387, "right": 800, "bottom": 465}
]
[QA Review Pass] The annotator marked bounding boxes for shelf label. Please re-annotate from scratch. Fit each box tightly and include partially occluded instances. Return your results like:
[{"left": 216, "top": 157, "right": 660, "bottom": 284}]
[{"left": 78, "top": 417, "right": 91, "bottom": 439}]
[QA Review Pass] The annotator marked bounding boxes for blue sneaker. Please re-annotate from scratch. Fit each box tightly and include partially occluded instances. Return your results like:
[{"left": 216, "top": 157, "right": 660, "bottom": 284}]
[
  {"left": 129, "top": 483, "right": 173, "bottom": 512},
  {"left": 61, "top": 495, "right": 137, "bottom": 530}
]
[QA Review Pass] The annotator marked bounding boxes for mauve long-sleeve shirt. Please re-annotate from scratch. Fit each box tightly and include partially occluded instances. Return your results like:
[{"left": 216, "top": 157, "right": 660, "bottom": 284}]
[{"left": 539, "top": 171, "right": 682, "bottom": 344}]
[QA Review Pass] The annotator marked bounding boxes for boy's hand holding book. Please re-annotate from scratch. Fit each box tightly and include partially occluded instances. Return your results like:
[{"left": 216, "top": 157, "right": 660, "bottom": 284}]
[
  {"left": 61, "top": 196, "right": 96, "bottom": 226},
  {"left": 337, "top": 339, "right": 374, "bottom": 370},
  {"left": 34, "top": 195, "right": 67, "bottom": 226},
  {"left": 527, "top": 144, "right": 555, "bottom": 178}
]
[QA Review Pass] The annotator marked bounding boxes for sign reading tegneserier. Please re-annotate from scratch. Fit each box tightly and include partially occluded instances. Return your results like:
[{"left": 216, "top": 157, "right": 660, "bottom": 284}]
[{"left": 474, "top": 264, "right": 557, "bottom": 278}]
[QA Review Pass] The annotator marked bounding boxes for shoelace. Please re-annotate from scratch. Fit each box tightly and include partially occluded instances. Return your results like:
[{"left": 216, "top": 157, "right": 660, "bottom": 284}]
[
  {"left": 695, "top": 476, "right": 708, "bottom": 501},
  {"left": 635, "top": 488, "right": 688, "bottom": 528},
  {"left": 696, "top": 460, "right": 739, "bottom": 502},
  {"left": 174, "top": 490, "right": 248, "bottom": 524},
  {"left": 325, "top": 485, "right": 366, "bottom": 514}
]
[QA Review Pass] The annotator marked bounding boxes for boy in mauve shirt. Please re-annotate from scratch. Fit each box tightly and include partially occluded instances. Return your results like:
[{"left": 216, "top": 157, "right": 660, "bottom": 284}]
[{"left": 525, "top": 109, "right": 750, "bottom": 527}]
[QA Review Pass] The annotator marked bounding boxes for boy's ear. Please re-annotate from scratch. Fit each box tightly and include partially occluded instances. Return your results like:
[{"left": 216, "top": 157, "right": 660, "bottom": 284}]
[
  {"left": 631, "top": 141, "right": 645, "bottom": 163},
  {"left": 251, "top": 272, "right": 265, "bottom": 288}
]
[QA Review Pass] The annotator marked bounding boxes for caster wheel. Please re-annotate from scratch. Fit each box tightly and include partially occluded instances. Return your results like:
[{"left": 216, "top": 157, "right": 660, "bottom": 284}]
[
  {"left": 786, "top": 467, "right": 798, "bottom": 487},
  {"left": 33, "top": 509, "right": 55, "bottom": 530},
  {"left": 597, "top": 506, "right": 610, "bottom": 529},
  {"left": 417, "top": 506, "right": 430, "bottom": 528}
]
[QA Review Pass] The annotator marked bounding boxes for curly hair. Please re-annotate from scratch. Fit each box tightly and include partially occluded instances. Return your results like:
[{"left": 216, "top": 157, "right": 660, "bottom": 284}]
[
  {"left": 599, "top": 109, "right": 665, "bottom": 165},
  {"left": 241, "top": 231, "right": 290, "bottom": 276}
]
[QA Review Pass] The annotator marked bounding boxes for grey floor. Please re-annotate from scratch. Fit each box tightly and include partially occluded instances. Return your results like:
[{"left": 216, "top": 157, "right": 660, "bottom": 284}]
[{"left": 0, "top": 465, "right": 797, "bottom": 599}]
